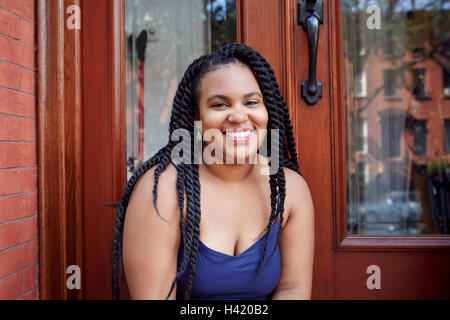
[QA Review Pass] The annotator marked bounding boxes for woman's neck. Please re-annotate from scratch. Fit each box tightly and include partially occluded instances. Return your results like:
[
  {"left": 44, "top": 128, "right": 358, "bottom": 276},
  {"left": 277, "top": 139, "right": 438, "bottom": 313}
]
[
  {"left": 198, "top": 154, "right": 269, "bottom": 183},
  {"left": 200, "top": 161, "right": 256, "bottom": 183}
]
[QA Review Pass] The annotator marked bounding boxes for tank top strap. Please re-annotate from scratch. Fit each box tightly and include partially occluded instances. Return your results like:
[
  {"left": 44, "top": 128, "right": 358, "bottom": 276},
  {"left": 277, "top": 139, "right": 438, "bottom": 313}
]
[{"left": 170, "top": 160, "right": 181, "bottom": 172}]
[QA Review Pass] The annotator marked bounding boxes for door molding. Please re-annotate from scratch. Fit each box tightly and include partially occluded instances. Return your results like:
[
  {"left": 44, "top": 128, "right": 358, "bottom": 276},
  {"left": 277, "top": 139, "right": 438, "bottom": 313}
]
[
  {"left": 37, "top": 0, "right": 84, "bottom": 299},
  {"left": 37, "top": 0, "right": 126, "bottom": 299}
]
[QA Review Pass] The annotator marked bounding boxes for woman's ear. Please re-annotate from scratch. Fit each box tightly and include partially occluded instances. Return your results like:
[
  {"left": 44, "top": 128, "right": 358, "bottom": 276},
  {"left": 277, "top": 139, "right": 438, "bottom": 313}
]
[{"left": 194, "top": 109, "right": 200, "bottom": 120}]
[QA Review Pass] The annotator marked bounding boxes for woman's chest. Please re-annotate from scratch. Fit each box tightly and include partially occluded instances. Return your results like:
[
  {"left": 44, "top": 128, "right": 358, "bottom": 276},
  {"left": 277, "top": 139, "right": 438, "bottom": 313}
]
[{"left": 196, "top": 181, "right": 275, "bottom": 256}]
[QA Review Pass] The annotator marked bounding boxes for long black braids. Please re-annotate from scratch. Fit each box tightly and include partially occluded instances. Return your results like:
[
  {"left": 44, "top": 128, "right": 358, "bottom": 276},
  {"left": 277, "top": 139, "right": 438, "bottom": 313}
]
[{"left": 112, "top": 43, "right": 301, "bottom": 300}]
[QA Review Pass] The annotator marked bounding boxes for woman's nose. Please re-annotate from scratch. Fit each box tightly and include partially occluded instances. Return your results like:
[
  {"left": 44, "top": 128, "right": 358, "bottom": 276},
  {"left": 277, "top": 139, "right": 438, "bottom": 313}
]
[{"left": 227, "top": 105, "right": 248, "bottom": 123}]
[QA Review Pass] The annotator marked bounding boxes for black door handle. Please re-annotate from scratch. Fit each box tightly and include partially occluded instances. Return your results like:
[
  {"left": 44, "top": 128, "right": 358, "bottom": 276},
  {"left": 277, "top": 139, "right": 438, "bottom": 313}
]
[{"left": 298, "top": 0, "right": 323, "bottom": 105}]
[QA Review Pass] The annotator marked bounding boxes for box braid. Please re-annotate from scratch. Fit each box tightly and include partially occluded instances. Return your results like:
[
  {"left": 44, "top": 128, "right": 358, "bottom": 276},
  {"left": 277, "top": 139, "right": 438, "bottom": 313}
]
[{"left": 112, "top": 43, "right": 301, "bottom": 300}]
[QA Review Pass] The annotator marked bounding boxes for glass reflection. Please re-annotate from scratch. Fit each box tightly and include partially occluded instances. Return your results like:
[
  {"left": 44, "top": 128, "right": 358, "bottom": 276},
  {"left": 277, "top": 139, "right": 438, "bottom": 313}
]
[
  {"left": 344, "top": 0, "right": 450, "bottom": 235},
  {"left": 125, "top": 0, "right": 236, "bottom": 179}
]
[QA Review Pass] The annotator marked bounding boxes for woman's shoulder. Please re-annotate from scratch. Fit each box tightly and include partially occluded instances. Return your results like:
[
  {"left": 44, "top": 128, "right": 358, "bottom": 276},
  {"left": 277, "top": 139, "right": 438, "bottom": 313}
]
[
  {"left": 282, "top": 166, "right": 307, "bottom": 187},
  {"left": 122, "top": 163, "right": 181, "bottom": 299},
  {"left": 282, "top": 166, "right": 314, "bottom": 221},
  {"left": 126, "top": 163, "right": 180, "bottom": 223}
]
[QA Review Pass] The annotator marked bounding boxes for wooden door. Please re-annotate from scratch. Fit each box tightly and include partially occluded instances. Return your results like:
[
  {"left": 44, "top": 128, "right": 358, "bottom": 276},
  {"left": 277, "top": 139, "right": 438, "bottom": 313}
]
[
  {"left": 288, "top": 0, "right": 450, "bottom": 298},
  {"left": 38, "top": 0, "right": 450, "bottom": 299}
]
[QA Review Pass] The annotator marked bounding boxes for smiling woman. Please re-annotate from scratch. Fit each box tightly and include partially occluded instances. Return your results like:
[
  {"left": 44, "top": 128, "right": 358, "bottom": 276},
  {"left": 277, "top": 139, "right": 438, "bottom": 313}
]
[
  {"left": 195, "top": 63, "right": 268, "bottom": 166},
  {"left": 112, "top": 43, "right": 315, "bottom": 300}
]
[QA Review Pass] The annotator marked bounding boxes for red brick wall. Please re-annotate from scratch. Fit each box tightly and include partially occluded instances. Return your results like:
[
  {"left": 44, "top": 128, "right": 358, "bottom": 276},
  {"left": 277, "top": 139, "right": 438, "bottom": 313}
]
[{"left": 0, "top": 0, "right": 38, "bottom": 300}]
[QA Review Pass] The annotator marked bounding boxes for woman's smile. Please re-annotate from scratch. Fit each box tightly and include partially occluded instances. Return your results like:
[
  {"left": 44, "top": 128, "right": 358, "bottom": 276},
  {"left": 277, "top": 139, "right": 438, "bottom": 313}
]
[{"left": 223, "top": 128, "right": 256, "bottom": 144}]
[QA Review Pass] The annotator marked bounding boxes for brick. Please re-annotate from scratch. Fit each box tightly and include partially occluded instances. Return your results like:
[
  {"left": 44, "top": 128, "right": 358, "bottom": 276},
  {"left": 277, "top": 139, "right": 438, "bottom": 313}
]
[
  {"left": 0, "top": 12, "right": 35, "bottom": 47},
  {"left": 0, "top": 60, "right": 20, "bottom": 90},
  {"left": 0, "top": 193, "right": 37, "bottom": 223},
  {"left": 19, "top": 20, "right": 34, "bottom": 47},
  {"left": 18, "top": 44, "right": 34, "bottom": 70},
  {"left": 0, "top": 8, "right": 21, "bottom": 39},
  {"left": 0, "top": 221, "right": 21, "bottom": 251},
  {"left": 0, "top": 142, "right": 36, "bottom": 168},
  {"left": 20, "top": 167, "right": 36, "bottom": 192},
  {"left": 0, "top": 272, "right": 20, "bottom": 299},
  {"left": 20, "top": 69, "right": 34, "bottom": 94},
  {"left": 20, "top": 215, "right": 37, "bottom": 243},
  {"left": 0, "top": 34, "right": 19, "bottom": 64},
  {"left": 0, "top": 115, "right": 21, "bottom": 140},
  {"left": 0, "top": 240, "right": 38, "bottom": 278},
  {"left": 21, "top": 263, "right": 37, "bottom": 292},
  {"left": 0, "top": 0, "right": 35, "bottom": 22},
  {"left": 20, "top": 118, "right": 35, "bottom": 141},
  {"left": 0, "top": 88, "right": 35, "bottom": 117},
  {"left": 0, "top": 169, "right": 20, "bottom": 195},
  {"left": 17, "top": 287, "right": 38, "bottom": 300}
]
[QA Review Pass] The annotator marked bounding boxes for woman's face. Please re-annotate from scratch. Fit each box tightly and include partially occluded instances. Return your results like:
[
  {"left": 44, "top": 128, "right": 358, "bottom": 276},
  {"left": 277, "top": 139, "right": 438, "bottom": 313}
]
[{"left": 196, "top": 63, "right": 268, "bottom": 164}]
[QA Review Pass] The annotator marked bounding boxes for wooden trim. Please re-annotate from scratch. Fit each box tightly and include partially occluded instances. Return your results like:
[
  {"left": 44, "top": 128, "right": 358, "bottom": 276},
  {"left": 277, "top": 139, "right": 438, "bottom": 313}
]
[
  {"left": 280, "top": 0, "right": 297, "bottom": 155},
  {"left": 236, "top": 0, "right": 245, "bottom": 43},
  {"left": 110, "top": 0, "right": 128, "bottom": 295},
  {"left": 339, "top": 235, "right": 450, "bottom": 251},
  {"left": 110, "top": 0, "right": 126, "bottom": 225},
  {"left": 292, "top": 0, "right": 335, "bottom": 299},
  {"left": 37, "top": 0, "right": 84, "bottom": 299},
  {"left": 329, "top": 0, "right": 347, "bottom": 249}
]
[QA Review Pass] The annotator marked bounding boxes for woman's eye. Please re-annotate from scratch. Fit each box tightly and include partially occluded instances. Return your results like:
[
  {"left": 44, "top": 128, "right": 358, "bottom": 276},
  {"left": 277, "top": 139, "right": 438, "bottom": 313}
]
[
  {"left": 212, "top": 102, "right": 227, "bottom": 108},
  {"left": 245, "top": 100, "right": 259, "bottom": 106}
]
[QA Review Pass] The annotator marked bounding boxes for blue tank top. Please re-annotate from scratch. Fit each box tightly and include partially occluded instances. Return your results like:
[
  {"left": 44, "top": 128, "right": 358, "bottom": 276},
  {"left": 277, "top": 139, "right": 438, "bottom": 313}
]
[{"left": 169, "top": 161, "right": 281, "bottom": 300}]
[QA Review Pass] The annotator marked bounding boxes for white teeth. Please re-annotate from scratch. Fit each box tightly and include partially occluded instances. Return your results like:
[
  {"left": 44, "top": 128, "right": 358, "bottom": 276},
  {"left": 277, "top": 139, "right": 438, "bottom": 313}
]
[{"left": 225, "top": 130, "right": 253, "bottom": 137}]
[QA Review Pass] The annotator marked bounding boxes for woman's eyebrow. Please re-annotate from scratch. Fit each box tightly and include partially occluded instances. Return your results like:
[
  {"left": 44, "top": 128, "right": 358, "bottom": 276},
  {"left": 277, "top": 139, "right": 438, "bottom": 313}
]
[
  {"left": 206, "top": 94, "right": 229, "bottom": 103},
  {"left": 206, "top": 92, "right": 262, "bottom": 103},
  {"left": 243, "top": 91, "right": 262, "bottom": 99}
]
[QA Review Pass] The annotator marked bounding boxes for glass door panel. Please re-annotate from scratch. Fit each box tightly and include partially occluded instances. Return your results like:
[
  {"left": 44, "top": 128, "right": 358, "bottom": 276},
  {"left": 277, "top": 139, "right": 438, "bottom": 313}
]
[
  {"left": 125, "top": 0, "right": 236, "bottom": 179},
  {"left": 343, "top": 0, "right": 450, "bottom": 235}
]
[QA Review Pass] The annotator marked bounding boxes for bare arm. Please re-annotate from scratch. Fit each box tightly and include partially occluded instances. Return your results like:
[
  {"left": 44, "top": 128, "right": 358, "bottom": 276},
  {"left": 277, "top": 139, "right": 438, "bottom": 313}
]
[
  {"left": 272, "top": 168, "right": 315, "bottom": 300},
  {"left": 122, "top": 166, "right": 181, "bottom": 300}
]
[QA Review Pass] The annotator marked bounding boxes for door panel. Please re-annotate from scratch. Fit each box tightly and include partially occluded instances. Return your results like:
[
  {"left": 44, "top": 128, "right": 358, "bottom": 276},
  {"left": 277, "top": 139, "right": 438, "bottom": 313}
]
[
  {"left": 81, "top": 0, "right": 125, "bottom": 299},
  {"left": 324, "top": 0, "right": 450, "bottom": 298},
  {"left": 336, "top": 252, "right": 450, "bottom": 299},
  {"left": 291, "top": 0, "right": 335, "bottom": 299}
]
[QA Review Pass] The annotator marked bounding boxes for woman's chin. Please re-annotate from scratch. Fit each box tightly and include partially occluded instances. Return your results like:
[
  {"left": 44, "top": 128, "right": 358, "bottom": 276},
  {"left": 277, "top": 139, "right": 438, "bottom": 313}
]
[{"left": 223, "top": 149, "right": 260, "bottom": 164}]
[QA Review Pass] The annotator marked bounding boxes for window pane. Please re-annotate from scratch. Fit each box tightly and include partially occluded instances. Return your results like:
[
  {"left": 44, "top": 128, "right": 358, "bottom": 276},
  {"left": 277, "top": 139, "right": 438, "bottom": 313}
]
[
  {"left": 343, "top": 0, "right": 450, "bottom": 235},
  {"left": 125, "top": 0, "right": 236, "bottom": 179}
]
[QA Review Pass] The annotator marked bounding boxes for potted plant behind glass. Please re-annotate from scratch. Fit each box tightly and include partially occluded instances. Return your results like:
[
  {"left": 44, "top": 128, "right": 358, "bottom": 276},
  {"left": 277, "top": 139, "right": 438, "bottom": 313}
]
[{"left": 427, "top": 161, "right": 450, "bottom": 234}]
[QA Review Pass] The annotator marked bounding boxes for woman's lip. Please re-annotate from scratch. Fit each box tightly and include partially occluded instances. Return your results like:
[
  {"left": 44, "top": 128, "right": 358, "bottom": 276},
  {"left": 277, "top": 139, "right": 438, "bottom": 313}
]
[
  {"left": 223, "top": 130, "right": 255, "bottom": 143},
  {"left": 221, "top": 128, "right": 255, "bottom": 134}
]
